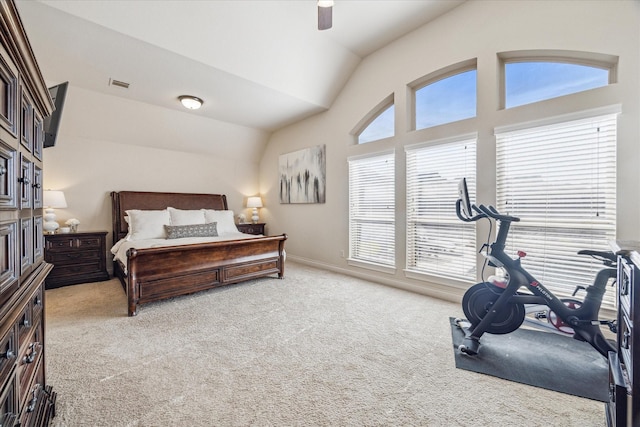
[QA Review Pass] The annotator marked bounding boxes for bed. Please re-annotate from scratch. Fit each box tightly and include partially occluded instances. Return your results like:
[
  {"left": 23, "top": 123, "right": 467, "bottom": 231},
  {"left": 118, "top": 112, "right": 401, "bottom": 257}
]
[{"left": 111, "top": 191, "right": 287, "bottom": 316}]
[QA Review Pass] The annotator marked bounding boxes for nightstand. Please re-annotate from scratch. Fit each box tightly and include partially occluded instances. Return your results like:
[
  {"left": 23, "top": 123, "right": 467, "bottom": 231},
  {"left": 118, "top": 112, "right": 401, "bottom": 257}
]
[
  {"left": 44, "top": 231, "right": 110, "bottom": 289},
  {"left": 236, "top": 223, "right": 265, "bottom": 235}
]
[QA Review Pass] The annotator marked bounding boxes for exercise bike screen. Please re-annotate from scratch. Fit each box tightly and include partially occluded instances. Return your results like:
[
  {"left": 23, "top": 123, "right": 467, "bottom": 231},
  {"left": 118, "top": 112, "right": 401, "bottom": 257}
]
[{"left": 458, "top": 177, "right": 473, "bottom": 218}]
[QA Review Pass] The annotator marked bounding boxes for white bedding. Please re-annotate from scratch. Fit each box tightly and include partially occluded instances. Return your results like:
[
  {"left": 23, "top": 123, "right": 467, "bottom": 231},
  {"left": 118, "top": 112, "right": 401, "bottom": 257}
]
[{"left": 111, "top": 232, "right": 262, "bottom": 274}]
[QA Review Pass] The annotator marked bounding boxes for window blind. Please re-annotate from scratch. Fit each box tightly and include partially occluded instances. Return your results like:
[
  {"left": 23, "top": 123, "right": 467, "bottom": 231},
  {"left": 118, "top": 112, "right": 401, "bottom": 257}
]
[
  {"left": 348, "top": 152, "right": 395, "bottom": 267},
  {"left": 495, "top": 113, "right": 617, "bottom": 308},
  {"left": 406, "top": 138, "right": 477, "bottom": 280}
]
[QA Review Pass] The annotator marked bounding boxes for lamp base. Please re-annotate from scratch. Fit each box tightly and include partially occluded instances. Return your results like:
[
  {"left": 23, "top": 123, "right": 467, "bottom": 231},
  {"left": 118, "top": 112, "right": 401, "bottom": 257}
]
[
  {"left": 43, "top": 208, "right": 59, "bottom": 234},
  {"left": 251, "top": 208, "right": 259, "bottom": 224}
]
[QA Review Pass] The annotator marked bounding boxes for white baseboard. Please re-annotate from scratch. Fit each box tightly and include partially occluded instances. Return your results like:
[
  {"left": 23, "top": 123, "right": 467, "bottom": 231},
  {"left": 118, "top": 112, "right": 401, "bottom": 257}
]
[{"left": 287, "top": 254, "right": 464, "bottom": 305}]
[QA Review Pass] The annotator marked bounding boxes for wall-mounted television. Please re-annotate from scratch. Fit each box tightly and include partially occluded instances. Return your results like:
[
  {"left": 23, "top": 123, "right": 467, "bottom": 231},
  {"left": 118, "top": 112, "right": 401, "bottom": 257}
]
[{"left": 43, "top": 81, "right": 68, "bottom": 148}]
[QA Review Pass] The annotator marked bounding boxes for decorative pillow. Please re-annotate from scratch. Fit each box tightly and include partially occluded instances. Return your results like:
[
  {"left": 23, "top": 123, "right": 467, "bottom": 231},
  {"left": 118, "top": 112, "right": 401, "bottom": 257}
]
[
  {"left": 125, "top": 209, "right": 171, "bottom": 241},
  {"left": 164, "top": 222, "right": 218, "bottom": 239},
  {"left": 167, "top": 207, "right": 206, "bottom": 225},
  {"left": 203, "top": 210, "right": 239, "bottom": 234}
]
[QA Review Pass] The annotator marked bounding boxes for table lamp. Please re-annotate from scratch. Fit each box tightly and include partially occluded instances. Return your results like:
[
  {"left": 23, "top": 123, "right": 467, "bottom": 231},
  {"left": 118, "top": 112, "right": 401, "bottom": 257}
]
[
  {"left": 246, "top": 196, "right": 263, "bottom": 224},
  {"left": 43, "top": 190, "right": 67, "bottom": 234}
]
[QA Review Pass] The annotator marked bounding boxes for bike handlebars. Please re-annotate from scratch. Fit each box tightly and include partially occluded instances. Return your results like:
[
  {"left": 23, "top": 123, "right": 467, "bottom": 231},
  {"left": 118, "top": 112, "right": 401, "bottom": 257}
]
[
  {"left": 476, "top": 204, "right": 520, "bottom": 222},
  {"left": 456, "top": 198, "right": 520, "bottom": 223},
  {"left": 456, "top": 196, "right": 615, "bottom": 266},
  {"left": 456, "top": 199, "right": 484, "bottom": 222}
]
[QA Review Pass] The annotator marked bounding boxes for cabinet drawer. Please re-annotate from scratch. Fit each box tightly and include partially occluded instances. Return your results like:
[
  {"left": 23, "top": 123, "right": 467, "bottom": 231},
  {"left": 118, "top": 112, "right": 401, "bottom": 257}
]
[
  {"left": 45, "top": 235, "right": 101, "bottom": 252},
  {"left": 620, "top": 258, "right": 633, "bottom": 319},
  {"left": 47, "top": 261, "right": 103, "bottom": 279},
  {"left": 77, "top": 236, "right": 102, "bottom": 248},
  {"left": 608, "top": 352, "right": 629, "bottom": 427},
  {"left": 44, "top": 237, "right": 74, "bottom": 251},
  {"left": 16, "top": 303, "right": 32, "bottom": 350},
  {"left": 18, "top": 322, "right": 42, "bottom": 407},
  {"left": 46, "top": 249, "right": 100, "bottom": 265},
  {"left": 237, "top": 223, "right": 265, "bottom": 235},
  {"left": 620, "top": 315, "right": 633, "bottom": 382},
  {"left": 0, "top": 374, "right": 17, "bottom": 426},
  {"left": 0, "top": 326, "right": 16, "bottom": 381},
  {"left": 31, "top": 285, "right": 43, "bottom": 322}
]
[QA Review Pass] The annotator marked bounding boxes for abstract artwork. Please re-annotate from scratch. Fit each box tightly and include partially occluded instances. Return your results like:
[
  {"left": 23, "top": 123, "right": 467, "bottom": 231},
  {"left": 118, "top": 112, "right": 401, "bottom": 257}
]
[{"left": 279, "top": 145, "right": 326, "bottom": 204}]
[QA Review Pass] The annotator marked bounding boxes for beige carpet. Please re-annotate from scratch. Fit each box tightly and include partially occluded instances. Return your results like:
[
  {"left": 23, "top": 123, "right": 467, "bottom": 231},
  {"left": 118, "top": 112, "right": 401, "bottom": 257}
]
[{"left": 45, "top": 262, "right": 605, "bottom": 426}]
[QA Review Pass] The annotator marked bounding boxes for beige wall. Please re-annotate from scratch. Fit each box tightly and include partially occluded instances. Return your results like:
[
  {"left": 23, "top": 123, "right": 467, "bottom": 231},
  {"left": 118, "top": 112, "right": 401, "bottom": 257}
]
[{"left": 261, "top": 0, "right": 640, "bottom": 301}]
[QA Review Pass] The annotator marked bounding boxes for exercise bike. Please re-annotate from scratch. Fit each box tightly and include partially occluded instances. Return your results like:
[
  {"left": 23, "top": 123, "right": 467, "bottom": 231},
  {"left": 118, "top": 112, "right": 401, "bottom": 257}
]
[{"left": 454, "top": 178, "right": 617, "bottom": 358}]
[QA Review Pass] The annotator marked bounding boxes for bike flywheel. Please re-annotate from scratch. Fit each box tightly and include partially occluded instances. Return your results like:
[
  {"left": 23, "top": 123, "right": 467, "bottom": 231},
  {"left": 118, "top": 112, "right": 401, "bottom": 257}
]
[{"left": 462, "top": 282, "right": 525, "bottom": 334}]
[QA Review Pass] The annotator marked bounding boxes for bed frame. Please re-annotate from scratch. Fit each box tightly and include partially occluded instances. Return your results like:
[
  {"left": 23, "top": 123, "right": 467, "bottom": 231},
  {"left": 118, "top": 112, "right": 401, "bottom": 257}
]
[{"left": 111, "top": 191, "right": 287, "bottom": 316}]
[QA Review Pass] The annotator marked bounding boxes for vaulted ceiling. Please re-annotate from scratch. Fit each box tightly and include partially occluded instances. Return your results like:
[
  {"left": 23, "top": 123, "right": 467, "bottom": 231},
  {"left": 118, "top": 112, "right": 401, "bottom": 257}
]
[{"left": 16, "top": 0, "right": 465, "bottom": 157}]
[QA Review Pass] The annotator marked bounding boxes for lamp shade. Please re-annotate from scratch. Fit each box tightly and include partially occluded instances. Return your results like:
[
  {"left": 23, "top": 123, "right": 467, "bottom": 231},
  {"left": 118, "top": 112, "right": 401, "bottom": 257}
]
[
  {"left": 43, "top": 190, "right": 67, "bottom": 208},
  {"left": 246, "top": 197, "right": 263, "bottom": 208}
]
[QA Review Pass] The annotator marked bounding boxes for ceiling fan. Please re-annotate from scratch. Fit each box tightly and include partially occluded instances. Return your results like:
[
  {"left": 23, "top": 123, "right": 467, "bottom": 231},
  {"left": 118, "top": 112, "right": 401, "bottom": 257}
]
[{"left": 318, "top": 0, "right": 333, "bottom": 30}]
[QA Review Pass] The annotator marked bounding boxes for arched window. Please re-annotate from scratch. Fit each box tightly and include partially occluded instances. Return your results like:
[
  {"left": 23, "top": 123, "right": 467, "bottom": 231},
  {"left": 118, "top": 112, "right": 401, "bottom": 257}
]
[
  {"left": 411, "top": 60, "right": 477, "bottom": 131},
  {"left": 500, "top": 50, "right": 617, "bottom": 108},
  {"left": 354, "top": 95, "right": 394, "bottom": 144}
]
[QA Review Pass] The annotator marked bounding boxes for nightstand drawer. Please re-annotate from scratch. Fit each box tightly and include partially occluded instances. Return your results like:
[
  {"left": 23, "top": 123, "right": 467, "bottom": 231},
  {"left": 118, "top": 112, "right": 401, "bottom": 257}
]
[
  {"left": 46, "top": 261, "right": 103, "bottom": 279},
  {"left": 76, "top": 236, "right": 102, "bottom": 249},
  {"left": 237, "top": 223, "right": 265, "bottom": 235},
  {"left": 45, "top": 237, "right": 73, "bottom": 251},
  {"left": 46, "top": 249, "right": 100, "bottom": 265},
  {"left": 45, "top": 236, "right": 102, "bottom": 252}
]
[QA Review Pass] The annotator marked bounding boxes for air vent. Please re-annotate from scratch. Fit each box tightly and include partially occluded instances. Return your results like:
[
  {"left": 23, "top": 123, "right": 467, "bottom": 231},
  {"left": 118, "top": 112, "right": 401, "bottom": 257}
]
[{"left": 109, "top": 78, "right": 130, "bottom": 89}]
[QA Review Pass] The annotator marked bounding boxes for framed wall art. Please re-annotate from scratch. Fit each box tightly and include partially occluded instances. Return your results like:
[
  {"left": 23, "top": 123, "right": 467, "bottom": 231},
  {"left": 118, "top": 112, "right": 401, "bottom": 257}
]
[{"left": 279, "top": 144, "right": 326, "bottom": 204}]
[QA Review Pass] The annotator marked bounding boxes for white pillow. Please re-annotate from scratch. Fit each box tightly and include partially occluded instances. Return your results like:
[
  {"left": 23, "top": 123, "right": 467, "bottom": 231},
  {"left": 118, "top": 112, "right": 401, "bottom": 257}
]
[
  {"left": 203, "top": 210, "right": 239, "bottom": 234},
  {"left": 125, "top": 209, "right": 171, "bottom": 241},
  {"left": 167, "top": 207, "right": 206, "bottom": 225}
]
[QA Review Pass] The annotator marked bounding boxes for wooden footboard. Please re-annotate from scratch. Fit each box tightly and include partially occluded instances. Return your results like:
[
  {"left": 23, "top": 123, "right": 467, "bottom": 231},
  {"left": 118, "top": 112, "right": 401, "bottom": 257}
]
[
  {"left": 111, "top": 190, "right": 287, "bottom": 316},
  {"left": 120, "top": 234, "right": 286, "bottom": 316}
]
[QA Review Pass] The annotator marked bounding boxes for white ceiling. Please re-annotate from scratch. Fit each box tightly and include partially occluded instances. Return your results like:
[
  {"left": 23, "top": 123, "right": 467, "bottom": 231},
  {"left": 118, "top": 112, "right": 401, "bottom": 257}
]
[{"left": 16, "top": 0, "right": 464, "bottom": 150}]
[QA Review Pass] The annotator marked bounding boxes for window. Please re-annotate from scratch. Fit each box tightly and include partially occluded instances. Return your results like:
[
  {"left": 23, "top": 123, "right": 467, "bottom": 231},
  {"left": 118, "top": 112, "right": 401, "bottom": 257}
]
[
  {"left": 348, "top": 152, "right": 395, "bottom": 269},
  {"left": 355, "top": 95, "right": 394, "bottom": 144},
  {"left": 495, "top": 111, "right": 618, "bottom": 308},
  {"left": 500, "top": 51, "right": 617, "bottom": 109},
  {"left": 413, "top": 66, "right": 476, "bottom": 131},
  {"left": 406, "top": 137, "right": 476, "bottom": 280}
]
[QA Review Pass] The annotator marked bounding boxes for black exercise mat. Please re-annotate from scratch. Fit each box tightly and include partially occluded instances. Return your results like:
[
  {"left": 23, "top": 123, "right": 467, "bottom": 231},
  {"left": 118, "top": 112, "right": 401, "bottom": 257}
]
[{"left": 449, "top": 317, "right": 608, "bottom": 402}]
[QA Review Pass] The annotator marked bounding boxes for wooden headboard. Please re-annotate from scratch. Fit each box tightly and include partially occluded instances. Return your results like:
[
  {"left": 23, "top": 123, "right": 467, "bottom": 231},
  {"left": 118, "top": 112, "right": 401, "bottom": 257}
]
[{"left": 110, "top": 191, "right": 228, "bottom": 243}]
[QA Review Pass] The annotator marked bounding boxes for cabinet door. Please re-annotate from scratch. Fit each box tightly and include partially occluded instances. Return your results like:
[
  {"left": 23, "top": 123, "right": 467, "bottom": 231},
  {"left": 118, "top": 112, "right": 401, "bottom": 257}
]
[
  {"left": 0, "top": 221, "right": 18, "bottom": 305},
  {"left": 19, "top": 218, "right": 32, "bottom": 277},
  {"left": 0, "top": 55, "right": 17, "bottom": 138},
  {"left": 33, "top": 216, "right": 44, "bottom": 265},
  {"left": 32, "top": 165, "right": 41, "bottom": 209},
  {"left": 32, "top": 216, "right": 42, "bottom": 265},
  {"left": 32, "top": 112, "right": 42, "bottom": 161},
  {"left": 18, "top": 153, "right": 31, "bottom": 210},
  {"left": 0, "top": 140, "right": 15, "bottom": 209},
  {"left": 19, "top": 90, "right": 31, "bottom": 153}
]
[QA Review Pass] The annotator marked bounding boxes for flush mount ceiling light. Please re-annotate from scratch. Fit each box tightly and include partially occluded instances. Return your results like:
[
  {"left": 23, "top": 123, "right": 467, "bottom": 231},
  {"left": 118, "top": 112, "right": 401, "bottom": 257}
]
[{"left": 178, "top": 95, "right": 204, "bottom": 110}]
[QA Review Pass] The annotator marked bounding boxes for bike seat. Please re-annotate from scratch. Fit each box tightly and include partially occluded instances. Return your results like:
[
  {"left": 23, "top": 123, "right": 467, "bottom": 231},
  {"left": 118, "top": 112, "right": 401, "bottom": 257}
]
[{"left": 577, "top": 250, "right": 616, "bottom": 264}]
